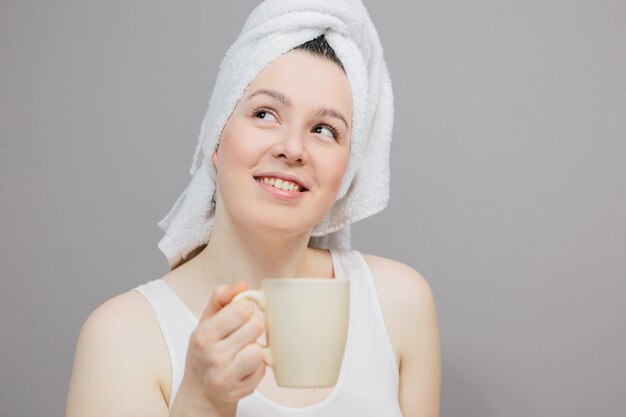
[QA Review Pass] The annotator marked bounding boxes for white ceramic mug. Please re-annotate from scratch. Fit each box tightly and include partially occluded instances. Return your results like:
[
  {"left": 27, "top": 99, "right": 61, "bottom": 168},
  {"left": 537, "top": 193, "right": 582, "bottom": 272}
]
[{"left": 232, "top": 278, "right": 350, "bottom": 388}]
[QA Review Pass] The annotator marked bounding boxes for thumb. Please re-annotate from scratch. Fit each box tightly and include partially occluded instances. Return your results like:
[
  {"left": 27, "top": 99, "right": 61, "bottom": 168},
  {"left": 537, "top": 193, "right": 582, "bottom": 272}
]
[{"left": 200, "top": 281, "right": 248, "bottom": 322}]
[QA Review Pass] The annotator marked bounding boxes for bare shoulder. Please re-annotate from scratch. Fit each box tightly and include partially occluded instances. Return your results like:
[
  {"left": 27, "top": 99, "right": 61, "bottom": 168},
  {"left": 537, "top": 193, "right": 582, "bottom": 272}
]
[
  {"left": 361, "top": 253, "right": 436, "bottom": 315},
  {"left": 75, "top": 290, "right": 165, "bottom": 362},
  {"left": 66, "top": 289, "right": 170, "bottom": 416},
  {"left": 361, "top": 253, "right": 441, "bottom": 416},
  {"left": 81, "top": 290, "right": 157, "bottom": 335}
]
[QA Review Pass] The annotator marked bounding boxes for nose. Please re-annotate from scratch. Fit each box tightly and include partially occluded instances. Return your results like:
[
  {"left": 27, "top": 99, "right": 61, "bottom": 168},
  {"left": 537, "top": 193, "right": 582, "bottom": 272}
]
[{"left": 271, "top": 127, "right": 309, "bottom": 165}]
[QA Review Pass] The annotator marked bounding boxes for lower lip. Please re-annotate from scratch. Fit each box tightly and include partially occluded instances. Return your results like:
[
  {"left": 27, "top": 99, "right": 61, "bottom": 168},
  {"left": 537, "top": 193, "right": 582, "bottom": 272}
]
[{"left": 256, "top": 180, "right": 306, "bottom": 201}]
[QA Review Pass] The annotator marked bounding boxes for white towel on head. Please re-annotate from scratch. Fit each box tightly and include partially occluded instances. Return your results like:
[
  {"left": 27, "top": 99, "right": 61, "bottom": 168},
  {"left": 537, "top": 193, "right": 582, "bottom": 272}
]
[{"left": 158, "top": 0, "right": 394, "bottom": 268}]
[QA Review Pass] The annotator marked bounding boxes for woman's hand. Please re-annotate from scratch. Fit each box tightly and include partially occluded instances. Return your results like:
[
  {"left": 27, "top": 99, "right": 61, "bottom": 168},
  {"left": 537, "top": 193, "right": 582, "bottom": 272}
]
[{"left": 170, "top": 282, "right": 266, "bottom": 417}]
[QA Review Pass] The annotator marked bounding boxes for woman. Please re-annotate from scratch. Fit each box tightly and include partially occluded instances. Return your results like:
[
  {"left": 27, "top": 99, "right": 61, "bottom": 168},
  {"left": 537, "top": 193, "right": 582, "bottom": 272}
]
[{"left": 66, "top": 1, "right": 440, "bottom": 416}]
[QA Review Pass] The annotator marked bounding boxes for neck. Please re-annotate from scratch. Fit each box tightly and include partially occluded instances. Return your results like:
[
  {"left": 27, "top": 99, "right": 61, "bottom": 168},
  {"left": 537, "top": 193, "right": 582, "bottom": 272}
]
[{"left": 195, "top": 212, "right": 313, "bottom": 290}]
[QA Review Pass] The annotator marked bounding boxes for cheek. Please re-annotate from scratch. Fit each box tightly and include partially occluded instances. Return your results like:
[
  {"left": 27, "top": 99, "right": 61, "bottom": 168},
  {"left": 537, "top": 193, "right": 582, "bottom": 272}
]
[
  {"left": 213, "top": 127, "right": 244, "bottom": 194},
  {"left": 213, "top": 124, "right": 270, "bottom": 200},
  {"left": 215, "top": 124, "right": 257, "bottom": 169},
  {"left": 325, "top": 150, "right": 350, "bottom": 191}
]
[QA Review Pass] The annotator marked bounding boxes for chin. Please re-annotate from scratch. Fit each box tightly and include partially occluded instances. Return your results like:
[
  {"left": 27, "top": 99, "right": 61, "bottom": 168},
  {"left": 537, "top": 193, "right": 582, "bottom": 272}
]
[
  {"left": 234, "top": 210, "right": 315, "bottom": 239},
  {"left": 225, "top": 194, "right": 335, "bottom": 239}
]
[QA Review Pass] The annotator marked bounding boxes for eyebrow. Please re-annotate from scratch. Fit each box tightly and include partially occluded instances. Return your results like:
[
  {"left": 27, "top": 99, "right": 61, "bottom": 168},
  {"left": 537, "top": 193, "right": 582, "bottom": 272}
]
[
  {"left": 246, "top": 88, "right": 293, "bottom": 106},
  {"left": 315, "top": 107, "right": 349, "bottom": 130},
  {"left": 245, "top": 88, "right": 349, "bottom": 129}
]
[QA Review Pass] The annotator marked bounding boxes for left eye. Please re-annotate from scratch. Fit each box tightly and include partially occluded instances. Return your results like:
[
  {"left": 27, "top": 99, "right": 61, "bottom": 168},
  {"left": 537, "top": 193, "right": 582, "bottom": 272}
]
[{"left": 314, "top": 125, "right": 336, "bottom": 139}]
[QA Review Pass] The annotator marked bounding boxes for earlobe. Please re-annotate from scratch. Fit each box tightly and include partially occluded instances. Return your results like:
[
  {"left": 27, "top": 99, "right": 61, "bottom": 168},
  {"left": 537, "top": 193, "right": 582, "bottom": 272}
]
[{"left": 212, "top": 146, "right": 219, "bottom": 169}]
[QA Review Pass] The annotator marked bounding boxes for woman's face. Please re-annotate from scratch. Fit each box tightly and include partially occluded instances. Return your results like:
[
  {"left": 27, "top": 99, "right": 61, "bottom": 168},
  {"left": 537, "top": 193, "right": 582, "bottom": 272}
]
[{"left": 213, "top": 49, "right": 352, "bottom": 237}]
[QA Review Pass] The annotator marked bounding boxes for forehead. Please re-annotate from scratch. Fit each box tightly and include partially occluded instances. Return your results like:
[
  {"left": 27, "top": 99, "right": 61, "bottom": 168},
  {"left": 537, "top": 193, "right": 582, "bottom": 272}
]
[{"left": 243, "top": 50, "right": 352, "bottom": 124}]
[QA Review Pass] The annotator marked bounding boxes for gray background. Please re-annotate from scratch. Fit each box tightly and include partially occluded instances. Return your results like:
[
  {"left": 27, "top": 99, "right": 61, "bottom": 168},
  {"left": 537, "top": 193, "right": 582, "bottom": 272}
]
[{"left": 1, "top": 0, "right": 624, "bottom": 416}]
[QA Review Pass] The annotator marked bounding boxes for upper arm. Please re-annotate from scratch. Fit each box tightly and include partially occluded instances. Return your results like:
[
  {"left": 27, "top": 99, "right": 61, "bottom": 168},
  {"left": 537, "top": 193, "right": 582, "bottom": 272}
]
[
  {"left": 66, "top": 291, "right": 171, "bottom": 417},
  {"left": 364, "top": 254, "right": 441, "bottom": 417}
]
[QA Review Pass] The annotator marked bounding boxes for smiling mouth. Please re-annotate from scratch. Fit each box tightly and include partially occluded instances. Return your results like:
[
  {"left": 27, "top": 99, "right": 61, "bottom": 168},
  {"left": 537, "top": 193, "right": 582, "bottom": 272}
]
[{"left": 254, "top": 176, "right": 308, "bottom": 192}]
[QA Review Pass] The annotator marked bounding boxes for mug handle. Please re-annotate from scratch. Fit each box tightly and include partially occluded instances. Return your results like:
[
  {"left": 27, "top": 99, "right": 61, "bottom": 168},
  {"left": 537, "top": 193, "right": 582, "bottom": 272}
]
[{"left": 232, "top": 290, "right": 274, "bottom": 367}]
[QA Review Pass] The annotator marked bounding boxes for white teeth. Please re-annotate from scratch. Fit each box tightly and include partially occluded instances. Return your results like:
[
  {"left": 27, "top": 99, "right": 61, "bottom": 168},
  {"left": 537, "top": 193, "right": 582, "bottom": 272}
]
[{"left": 257, "top": 177, "right": 301, "bottom": 192}]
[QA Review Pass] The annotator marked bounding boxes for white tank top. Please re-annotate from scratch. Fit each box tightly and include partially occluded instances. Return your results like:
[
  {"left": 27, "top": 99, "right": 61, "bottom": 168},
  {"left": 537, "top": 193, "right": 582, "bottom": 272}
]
[{"left": 134, "top": 249, "right": 403, "bottom": 416}]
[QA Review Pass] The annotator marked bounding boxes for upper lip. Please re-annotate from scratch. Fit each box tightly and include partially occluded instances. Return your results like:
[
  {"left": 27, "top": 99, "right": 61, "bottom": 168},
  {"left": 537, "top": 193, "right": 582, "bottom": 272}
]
[{"left": 254, "top": 172, "right": 309, "bottom": 191}]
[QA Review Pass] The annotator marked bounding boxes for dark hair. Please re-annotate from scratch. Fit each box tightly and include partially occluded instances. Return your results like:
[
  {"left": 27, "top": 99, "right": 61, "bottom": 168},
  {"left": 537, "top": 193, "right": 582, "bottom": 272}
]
[{"left": 294, "top": 34, "right": 345, "bottom": 72}]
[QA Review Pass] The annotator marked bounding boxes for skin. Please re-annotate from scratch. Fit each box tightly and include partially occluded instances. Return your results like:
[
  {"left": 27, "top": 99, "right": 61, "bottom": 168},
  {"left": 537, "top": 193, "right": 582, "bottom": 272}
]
[{"left": 66, "top": 50, "right": 441, "bottom": 417}]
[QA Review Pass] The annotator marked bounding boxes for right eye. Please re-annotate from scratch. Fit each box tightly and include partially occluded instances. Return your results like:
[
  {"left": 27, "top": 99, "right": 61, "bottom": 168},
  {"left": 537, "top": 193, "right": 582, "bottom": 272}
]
[{"left": 253, "top": 108, "right": 277, "bottom": 122}]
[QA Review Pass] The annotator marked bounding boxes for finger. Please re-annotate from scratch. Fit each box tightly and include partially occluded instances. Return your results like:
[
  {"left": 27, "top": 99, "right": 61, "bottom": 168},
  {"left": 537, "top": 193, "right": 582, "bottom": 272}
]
[
  {"left": 226, "top": 362, "right": 266, "bottom": 403},
  {"left": 238, "top": 359, "right": 266, "bottom": 396},
  {"left": 200, "top": 281, "right": 248, "bottom": 322},
  {"left": 230, "top": 342, "right": 266, "bottom": 381},
  {"left": 201, "top": 299, "right": 257, "bottom": 342},
  {"left": 217, "top": 313, "right": 265, "bottom": 359}
]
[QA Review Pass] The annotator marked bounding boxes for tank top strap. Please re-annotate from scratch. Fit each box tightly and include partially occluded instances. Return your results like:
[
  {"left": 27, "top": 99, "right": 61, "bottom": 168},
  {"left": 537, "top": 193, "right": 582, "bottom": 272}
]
[
  {"left": 133, "top": 280, "right": 198, "bottom": 408},
  {"left": 329, "top": 249, "right": 400, "bottom": 381},
  {"left": 329, "top": 248, "right": 362, "bottom": 281}
]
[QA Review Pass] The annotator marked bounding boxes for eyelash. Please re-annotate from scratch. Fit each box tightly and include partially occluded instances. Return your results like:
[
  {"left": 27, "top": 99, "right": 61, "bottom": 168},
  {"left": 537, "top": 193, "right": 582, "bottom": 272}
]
[
  {"left": 316, "top": 124, "right": 340, "bottom": 140},
  {"left": 249, "top": 106, "right": 340, "bottom": 141},
  {"left": 250, "top": 107, "right": 276, "bottom": 120}
]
